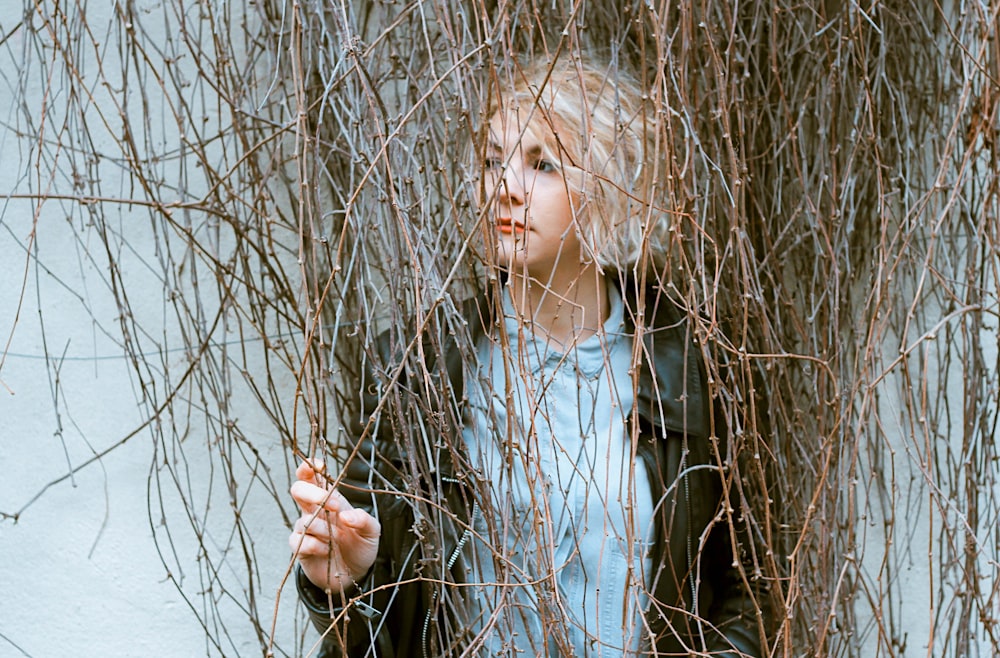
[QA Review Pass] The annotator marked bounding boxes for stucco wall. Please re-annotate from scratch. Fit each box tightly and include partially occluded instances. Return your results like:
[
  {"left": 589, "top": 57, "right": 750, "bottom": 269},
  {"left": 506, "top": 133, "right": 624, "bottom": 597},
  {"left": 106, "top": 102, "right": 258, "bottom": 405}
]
[
  {"left": 2, "top": 2, "right": 997, "bottom": 657},
  {"left": 0, "top": 200, "right": 303, "bottom": 657},
  {"left": 0, "top": 4, "right": 308, "bottom": 656}
]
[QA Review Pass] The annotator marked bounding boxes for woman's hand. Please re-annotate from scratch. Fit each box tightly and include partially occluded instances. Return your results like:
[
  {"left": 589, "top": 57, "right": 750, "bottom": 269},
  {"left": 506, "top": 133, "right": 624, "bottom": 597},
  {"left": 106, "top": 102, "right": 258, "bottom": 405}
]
[{"left": 289, "top": 460, "right": 381, "bottom": 593}]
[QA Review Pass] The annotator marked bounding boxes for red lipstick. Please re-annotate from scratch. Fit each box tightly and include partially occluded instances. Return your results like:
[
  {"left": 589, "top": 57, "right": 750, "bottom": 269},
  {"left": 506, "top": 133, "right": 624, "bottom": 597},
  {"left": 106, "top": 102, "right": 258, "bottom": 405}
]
[{"left": 496, "top": 218, "right": 524, "bottom": 234}]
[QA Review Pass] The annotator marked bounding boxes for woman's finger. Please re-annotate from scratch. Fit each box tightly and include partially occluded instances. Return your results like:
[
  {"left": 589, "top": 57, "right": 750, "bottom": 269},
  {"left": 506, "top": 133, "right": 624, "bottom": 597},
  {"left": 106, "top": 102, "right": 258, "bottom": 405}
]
[
  {"left": 295, "top": 460, "right": 316, "bottom": 484},
  {"left": 291, "top": 481, "right": 352, "bottom": 515},
  {"left": 337, "top": 507, "right": 382, "bottom": 540},
  {"left": 295, "top": 459, "right": 328, "bottom": 485},
  {"left": 294, "top": 513, "right": 334, "bottom": 541},
  {"left": 289, "top": 530, "right": 338, "bottom": 558}
]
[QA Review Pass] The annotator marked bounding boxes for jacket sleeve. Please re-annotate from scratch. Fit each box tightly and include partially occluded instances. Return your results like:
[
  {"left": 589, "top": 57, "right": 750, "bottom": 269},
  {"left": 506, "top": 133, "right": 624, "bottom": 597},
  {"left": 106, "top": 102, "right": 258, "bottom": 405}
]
[
  {"left": 295, "top": 564, "right": 388, "bottom": 658},
  {"left": 642, "top": 292, "right": 770, "bottom": 656},
  {"left": 295, "top": 344, "right": 401, "bottom": 657},
  {"left": 703, "top": 524, "right": 768, "bottom": 657},
  {"left": 296, "top": 295, "right": 487, "bottom": 656},
  {"left": 676, "top": 443, "right": 769, "bottom": 658},
  {"left": 294, "top": 436, "right": 401, "bottom": 658},
  {"left": 702, "top": 419, "right": 771, "bottom": 657}
]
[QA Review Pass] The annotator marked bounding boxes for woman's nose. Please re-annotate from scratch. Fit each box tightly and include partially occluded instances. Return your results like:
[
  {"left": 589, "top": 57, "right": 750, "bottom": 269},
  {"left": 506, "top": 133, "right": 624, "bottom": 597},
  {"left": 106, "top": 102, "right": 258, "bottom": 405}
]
[{"left": 498, "top": 166, "right": 525, "bottom": 205}]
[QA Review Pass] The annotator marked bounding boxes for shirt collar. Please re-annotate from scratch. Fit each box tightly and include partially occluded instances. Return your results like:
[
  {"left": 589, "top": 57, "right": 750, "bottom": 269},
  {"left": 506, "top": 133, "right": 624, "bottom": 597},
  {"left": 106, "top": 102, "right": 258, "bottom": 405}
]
[{"left": 499, "top": 283, "right": 627, "bottom": 378}]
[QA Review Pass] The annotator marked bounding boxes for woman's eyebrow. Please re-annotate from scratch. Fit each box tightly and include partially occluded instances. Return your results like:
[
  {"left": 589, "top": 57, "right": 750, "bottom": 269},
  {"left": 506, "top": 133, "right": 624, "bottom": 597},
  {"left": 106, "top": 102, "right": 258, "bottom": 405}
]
[
  {"left": 484, "top": 141, "right": 543, "bottom": 159},
  {"left": 523, "top": 144, "right": 543, "bottom": 159}
]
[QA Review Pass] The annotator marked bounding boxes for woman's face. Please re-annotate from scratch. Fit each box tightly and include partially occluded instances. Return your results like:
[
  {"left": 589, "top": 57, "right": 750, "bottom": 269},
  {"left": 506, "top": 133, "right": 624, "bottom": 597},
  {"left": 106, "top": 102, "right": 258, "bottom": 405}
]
[{"left": 481, "top": 111, "right": 585, "bottom": 281}]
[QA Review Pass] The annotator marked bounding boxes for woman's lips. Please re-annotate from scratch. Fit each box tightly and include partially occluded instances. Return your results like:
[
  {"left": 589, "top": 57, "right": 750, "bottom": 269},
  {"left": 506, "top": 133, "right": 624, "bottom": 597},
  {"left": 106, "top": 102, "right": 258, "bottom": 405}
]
[{"left": 496, "top": 218, "right": 525, "bottom": 234}]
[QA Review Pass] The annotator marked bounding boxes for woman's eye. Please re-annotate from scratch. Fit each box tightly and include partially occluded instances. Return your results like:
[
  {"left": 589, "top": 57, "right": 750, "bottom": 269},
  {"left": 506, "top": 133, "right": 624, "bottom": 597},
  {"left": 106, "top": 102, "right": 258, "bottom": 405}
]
[
  {"left": 483, "top": 157, "right": 503, "bottom": 170},
  {"left": 534, "top": 159, "right": 557, "bottom": 173}
]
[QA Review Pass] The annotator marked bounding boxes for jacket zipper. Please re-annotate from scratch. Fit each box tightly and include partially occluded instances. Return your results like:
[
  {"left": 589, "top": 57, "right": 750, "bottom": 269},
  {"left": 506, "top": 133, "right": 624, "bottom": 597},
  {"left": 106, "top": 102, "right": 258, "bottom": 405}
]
[{"left": 422, "top": 484, "right": 478, "bottom": 658}]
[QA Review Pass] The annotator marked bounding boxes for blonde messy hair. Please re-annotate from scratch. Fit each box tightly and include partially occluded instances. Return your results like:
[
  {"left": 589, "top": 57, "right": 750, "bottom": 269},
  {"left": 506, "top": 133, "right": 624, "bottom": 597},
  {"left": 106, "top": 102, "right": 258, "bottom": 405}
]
[{"left": 484, "top": 58, "right": 666, "bottom": 274}]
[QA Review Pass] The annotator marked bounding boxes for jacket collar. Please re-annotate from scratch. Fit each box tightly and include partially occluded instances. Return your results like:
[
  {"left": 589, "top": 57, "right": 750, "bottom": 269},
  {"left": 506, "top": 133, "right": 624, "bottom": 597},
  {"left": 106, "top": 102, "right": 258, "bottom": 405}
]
[{"left": 453, "top": 276, "right": 711, "bottom": 440}]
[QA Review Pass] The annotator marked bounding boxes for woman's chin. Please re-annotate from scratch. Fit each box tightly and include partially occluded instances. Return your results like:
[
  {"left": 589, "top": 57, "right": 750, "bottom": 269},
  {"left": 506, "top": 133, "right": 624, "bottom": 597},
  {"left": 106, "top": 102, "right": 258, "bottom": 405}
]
[{"left": 491, "top": 244, "right": 521, "bottom": 271}]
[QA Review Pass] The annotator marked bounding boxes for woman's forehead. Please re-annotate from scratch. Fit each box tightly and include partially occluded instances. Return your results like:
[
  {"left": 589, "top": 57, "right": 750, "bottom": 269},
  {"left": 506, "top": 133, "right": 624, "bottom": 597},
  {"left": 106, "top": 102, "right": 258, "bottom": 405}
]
[{"left": 487, "top": 109, "right": 557, "bottom": 154}]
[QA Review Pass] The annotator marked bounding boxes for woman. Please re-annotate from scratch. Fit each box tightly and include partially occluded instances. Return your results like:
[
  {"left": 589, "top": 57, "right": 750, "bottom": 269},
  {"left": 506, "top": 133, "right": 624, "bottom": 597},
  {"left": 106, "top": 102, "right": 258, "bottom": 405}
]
[{"left": 290, "top": 59, "right": 765, "bottom": 657}]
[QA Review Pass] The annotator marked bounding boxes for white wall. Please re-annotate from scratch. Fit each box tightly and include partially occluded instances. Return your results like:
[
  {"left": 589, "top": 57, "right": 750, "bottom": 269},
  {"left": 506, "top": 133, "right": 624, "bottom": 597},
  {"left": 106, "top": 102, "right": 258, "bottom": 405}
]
[
  {"left": 2, "top": 2, "right": 997, "bottom": 657},
  {"left": 0, "top": 4, "right": 311, "bottom": 656},
  {"left": 0, "top": 143, "right": 308, "bottom": 658}
]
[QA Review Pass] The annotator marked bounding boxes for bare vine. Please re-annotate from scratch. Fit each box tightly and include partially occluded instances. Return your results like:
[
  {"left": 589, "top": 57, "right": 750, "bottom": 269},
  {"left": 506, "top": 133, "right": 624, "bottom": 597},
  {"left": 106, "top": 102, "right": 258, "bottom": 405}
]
[{"left": 1, "top": 0, "right": 997, "bottom": 656}]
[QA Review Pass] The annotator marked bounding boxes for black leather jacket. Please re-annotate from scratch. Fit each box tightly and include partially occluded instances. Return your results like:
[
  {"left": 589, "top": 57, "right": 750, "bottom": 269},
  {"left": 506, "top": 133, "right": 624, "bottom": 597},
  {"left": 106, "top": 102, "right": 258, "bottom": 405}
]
[{"left": 296, "top": 285, "right": 765, "bottom": 657}]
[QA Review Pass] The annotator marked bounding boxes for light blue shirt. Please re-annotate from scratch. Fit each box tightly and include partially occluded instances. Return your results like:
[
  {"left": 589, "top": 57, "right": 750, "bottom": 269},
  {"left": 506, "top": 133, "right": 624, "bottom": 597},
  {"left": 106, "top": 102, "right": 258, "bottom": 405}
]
[{"left": 462, "top": 286, "right": 655, "bottom": 656}]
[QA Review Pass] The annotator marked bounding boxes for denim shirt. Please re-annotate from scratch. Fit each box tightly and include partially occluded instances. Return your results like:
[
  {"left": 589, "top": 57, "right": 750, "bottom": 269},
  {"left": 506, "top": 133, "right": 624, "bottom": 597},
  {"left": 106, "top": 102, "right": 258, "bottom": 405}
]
[{"left": 462, "top": 286, "right": 656, "bottom": 656}]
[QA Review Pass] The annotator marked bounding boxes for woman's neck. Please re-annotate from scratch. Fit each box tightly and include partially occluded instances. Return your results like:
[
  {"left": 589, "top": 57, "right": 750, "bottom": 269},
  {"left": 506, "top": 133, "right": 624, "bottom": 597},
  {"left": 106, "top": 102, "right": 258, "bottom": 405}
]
[{"left": 506, "top": 263, "right": 609, "bottom": 348}]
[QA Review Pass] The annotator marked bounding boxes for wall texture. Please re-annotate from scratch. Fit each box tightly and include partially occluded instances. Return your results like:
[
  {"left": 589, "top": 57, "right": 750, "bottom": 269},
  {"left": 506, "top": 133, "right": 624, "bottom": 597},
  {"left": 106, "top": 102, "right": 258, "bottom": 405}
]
[
  {"left": 0, "top": 3, "right": 308, "bottom": 656},
  {"left": 1, "top": 1, "right": 997, "bottom": 656}
]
